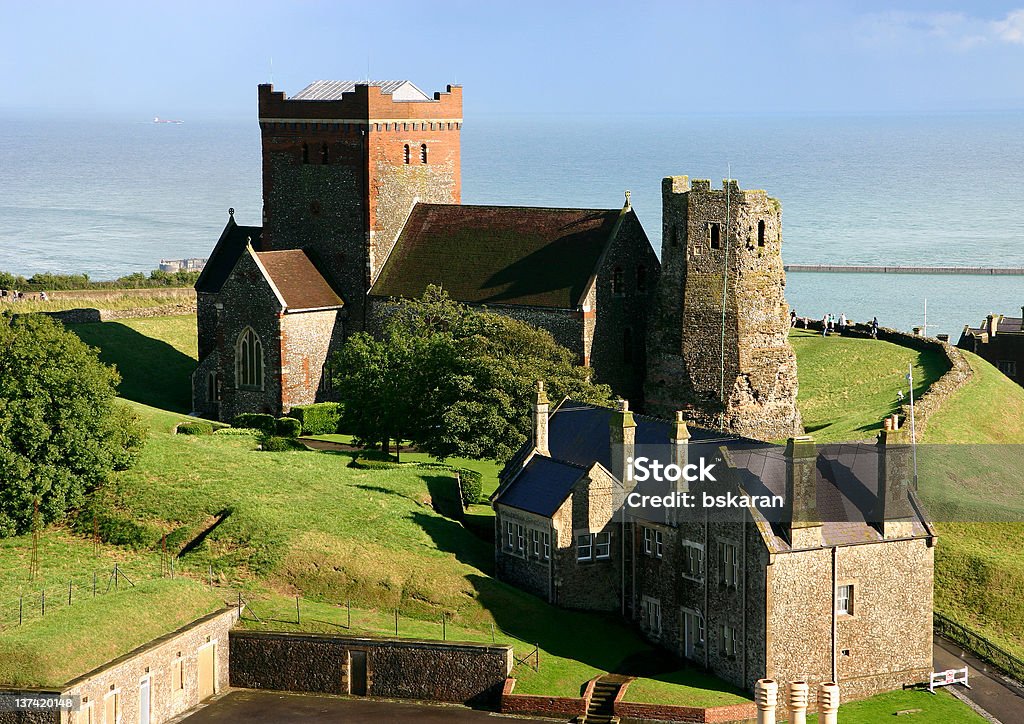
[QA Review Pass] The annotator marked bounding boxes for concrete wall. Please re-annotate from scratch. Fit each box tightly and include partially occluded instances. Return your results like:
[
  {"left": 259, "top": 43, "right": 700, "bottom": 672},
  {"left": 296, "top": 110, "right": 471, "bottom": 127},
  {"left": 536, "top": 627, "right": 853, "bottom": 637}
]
[
  {"left": 229, "top": 630, "right": 512, "bottom": 707},
  {"left": 61, "top": 607, "right": 237, "bottom": 724}
]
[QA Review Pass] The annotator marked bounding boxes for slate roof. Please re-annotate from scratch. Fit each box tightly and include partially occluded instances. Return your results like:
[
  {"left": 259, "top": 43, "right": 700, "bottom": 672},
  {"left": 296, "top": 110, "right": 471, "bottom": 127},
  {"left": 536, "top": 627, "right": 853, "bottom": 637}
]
[
  {"left": 964, "top": 315, "right": 1024, "bottom": 336},
  {"left": 369, "top": 204, "right": 627, "bottom": 309},
  {"left": 195, "top": 216, "right": 262, "bottom": 294},
  {"left": 254, "top": 250, "right": 344, "bottom": 311},
  {"left": 292, "top": 80, "right": 431, "bottom": 101},
  {"left": 494, "top": 400, "right": 932, "bottom": 552}
]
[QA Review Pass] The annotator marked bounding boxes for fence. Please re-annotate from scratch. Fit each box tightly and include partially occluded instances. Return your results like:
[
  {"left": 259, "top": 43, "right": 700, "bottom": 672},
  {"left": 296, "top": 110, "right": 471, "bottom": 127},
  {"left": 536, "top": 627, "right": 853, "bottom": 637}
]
[{"left": 934, "top": 611, "right": 1024, "bottom": 684}]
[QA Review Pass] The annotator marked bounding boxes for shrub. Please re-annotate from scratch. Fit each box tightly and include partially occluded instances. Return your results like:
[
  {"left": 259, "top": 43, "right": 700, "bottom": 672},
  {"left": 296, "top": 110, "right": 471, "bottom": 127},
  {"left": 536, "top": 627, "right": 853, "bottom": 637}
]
[
  {"left": 456, "top": 468, "right": 484, "bottom": 506},
  {"left": 275, "top": 417, "right": 302, "bottom": 438},
  {"left": 258, "top": 434, "right": 305, "bottom": 452},
  {"left": 231, "top": 413, "right": 276, "bottom": 434},
  {"left": 177, "top": 421, "right": 213, "bottom": 435},
  {"left": 351, "top": 455, "right": 403, "bottom": 469},
  {"left": 213, "top": 427, "right": 261, "bottom": 436},
  {"left": 289, "top": 402, "right": 343, "bottom": 435}
]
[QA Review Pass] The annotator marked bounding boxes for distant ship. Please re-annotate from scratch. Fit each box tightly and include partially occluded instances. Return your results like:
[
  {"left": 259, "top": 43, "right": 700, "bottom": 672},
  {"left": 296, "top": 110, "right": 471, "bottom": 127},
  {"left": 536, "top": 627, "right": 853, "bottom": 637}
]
[{"left": 153, "top": 116, "right": 184, "bottom": 124}]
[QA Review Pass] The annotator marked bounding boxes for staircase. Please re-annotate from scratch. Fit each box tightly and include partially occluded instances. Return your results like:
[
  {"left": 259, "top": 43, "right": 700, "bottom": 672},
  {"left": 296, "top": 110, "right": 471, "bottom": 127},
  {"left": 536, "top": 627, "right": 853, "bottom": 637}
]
[{"left": 578, "top": 675, "right": 630, "bottom": 724}]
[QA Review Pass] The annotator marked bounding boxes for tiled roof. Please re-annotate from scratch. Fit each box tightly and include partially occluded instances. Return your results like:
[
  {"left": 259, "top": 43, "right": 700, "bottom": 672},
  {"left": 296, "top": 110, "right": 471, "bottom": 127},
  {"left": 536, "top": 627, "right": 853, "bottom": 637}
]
[
  {"left": 370, "top": 204, "right": 626, "bottom": 309},
  {"left": 195, "top": 216, "right": 262, "bottom": 294},
  {"left": 292, "top": 80, "right": 431, "bottom": 101},
  {"left": 254, "top": 250, "right": 344, "bottom": 311},
  {"left": 496, "top": 455, "right": 588, "bottom": 517}
]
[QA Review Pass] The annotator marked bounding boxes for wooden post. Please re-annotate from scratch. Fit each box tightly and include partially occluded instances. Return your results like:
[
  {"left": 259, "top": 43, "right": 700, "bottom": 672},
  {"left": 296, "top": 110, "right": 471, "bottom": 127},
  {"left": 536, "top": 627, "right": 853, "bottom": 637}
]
[
  {"left": 296, "top": 596, "right": 301, "bottom": 625},
  {"left": 442, "top": 613, "right": 446, "bottom": 641},
  {"left": 114, "top": 563, "right": 119, "bottom": 591},
  {"left": 19, "top": 596, "right": 23, "bottom": 626},
  {"left": 237, "top": 592, "right": 242, "bottom": 618},
  {"left": 347, "top": 600, "right": 351, "bottom": 628},
  {"left": 208, "top": 565, "right": 214, "bottom": 588},
  {"left": 68, "top": 580, "right": 72, "bottom": 606},
  {"left": 41, "top": 589, "right": 45, "bottom": 617},
  {"left": 395, "top": 608, "right": 399, "bottom": 636},
  {"left": 93, "top": 571, "right": 97, "bottom": 597},
  {"left": 490, "top": 623, "right": 494, "bottom": 643}
]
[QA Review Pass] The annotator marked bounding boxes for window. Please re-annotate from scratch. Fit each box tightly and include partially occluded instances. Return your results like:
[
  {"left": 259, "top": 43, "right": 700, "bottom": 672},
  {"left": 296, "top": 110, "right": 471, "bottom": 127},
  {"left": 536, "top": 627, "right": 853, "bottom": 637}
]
[
  {"left": 837, "top": 584, "right": 854, "bottom": 616},
  {"left": 636, "top": 264, "right": 647, "bottom": 292},
  {"left": 642, "top": 527, "right": 663, "bottom": 558},
  {"left": 683, "top": 608, "right": 705, "bottom": 657},
  {"left": 997, "top": 360, "right": 1017, "bottom": 377},
  {"left": 595, "top": 531, "right": 611, "bottom": 559},
  {"left": 623, "top": 327, "right": 633, "bottom": 365},
  {"left": 611, "top": 266, "right": 624, "bottom": 295},
  {"left": 103, "top": 691, "right": 120, "bottom": 724},
  {"left": 642, "top": 527, "right": 652, "bottom": 555},
  {"left": 301, "top": 142, "right": 309, "bottom": 164},
  {"left": 542, "top": 532, "right": 551, "bottom": 561},
  {"left": 236, "top": 328, "right": 264, "bottom": 390},
  {"left": 206, "top": 371, "right": 221, "bottom": 402},
  {"left": 420, "top": 144, "right": 428, "bottom": 164},
  {"left": 577, "top": 533, "right": 593, "bottom": 561},
  {"left": 171, "top": 656, "right": 184, "bottom": 692},
  {"left": 655, "top": 530, "right": 663, "bottom": 558},
  {"left": 505, "top": 521, "right": 515, "bottom": 551},
  {"left": 718, "top": 542, "right": 739, "bottom": 587},
  {"left": 318, "top": 361, "right": 334, "bottom": 393},
  {"left": 642, "top": 597, "right": 662, "bottom": 633},
  {"left": 516, "top": 524, "right": 526, "bottom": 554},
  {"left": 682, "top": 541, "right": 704, "bottom": 580},
  {"left": 757, "top": 219, "right": 766, "bottom": 247},
  {"left": 321, "top": 143, "right": 329, "bottom": 164},
  {"left": 721, "top": 624, "right": 737, "bottom": 656},
  {"left": 531, "top": 529, "right": 541, "bottom": 558},
  {"left": 709, "top": 223, "right": 721, "bottom": 249},
  {"left": 403, "top": 144, "right": 411, "bottom": 164}
]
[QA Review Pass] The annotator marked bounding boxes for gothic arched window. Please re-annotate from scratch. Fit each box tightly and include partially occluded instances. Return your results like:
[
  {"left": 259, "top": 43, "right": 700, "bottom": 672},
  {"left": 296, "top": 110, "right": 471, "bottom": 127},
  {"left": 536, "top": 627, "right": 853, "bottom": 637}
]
[
  {"left": 420, "top": 144, "right": 428, "bottom": 164},
  {"left": 207, "top": 371, "right": 221, "bottom": 402},
  {"left": 236, "top": 328, "right": 264, "bottom": 390},
  {"left": 611, "top": 266, "right": 624, "bottom": 295}
]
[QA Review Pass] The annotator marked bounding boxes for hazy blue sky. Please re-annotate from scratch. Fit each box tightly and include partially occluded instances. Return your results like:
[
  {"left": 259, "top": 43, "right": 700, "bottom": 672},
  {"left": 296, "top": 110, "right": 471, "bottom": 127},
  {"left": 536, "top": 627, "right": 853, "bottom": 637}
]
[{"left": 3, "top": 1, "right": 1024, "bottom": 119}]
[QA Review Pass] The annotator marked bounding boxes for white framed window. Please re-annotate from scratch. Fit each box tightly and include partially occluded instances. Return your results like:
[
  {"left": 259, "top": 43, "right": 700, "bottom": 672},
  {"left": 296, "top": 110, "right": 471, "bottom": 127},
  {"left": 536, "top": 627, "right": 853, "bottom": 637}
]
[
  {"left": 721, "top": 624, "right": 737, "bottom": 656},
  {"left": 505, "top": 521, "right": 515, "bottom": 551},
  {"left": 682, "top": 541, "right": 704, "bottom": 581},
  {"left": 642, "top": 596, "right": 662, "bottom": 634},
  {"left": 102, "top": 689, "right": 121, "bottom": 724},
  {"left": 542, "top": 532, "right": 551, "bottom": 561},
  {"left": 718, "top": 541, "right": 739, "bottom": 587},
  {"left": 530, "top": 529, "right": 541, "bottom": 558},
  {"left": 837, "top": 583, "right": 854, "bottom": 616},
  {"left": 655, "top": 530, "right": 664, "bottom": 558},
  {"left": 643, "top": 526, "right": 653, "bottom": 555},
  {"left": 236, "top": 327, "right": 264, "bottom": 390},
  {"left": 516, "top": 524, "right": 526, "bottom": 554},
  {"left": 577, "top": 533, "right": 593, "bottom": 561},
  {"left": 595, "top": 531, "right": 611, "bottom": 559}
]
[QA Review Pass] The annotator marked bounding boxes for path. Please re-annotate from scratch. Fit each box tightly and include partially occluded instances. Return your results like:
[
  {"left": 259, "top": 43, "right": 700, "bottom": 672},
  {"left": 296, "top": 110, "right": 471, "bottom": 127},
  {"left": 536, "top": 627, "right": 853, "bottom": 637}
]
[{"left": 934, "top": 637, "right": 1024, "bottom": 723}]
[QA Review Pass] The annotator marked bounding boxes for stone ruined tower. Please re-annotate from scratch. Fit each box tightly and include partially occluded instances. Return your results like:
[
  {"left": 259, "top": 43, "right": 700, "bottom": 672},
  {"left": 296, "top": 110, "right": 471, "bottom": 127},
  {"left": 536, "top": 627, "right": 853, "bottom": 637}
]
[
  {"left": 256, "top": 81, "right": 462, "bottom": 328},
  {"left": 645, "top": 176, "right": 802, "bottom": 440}
]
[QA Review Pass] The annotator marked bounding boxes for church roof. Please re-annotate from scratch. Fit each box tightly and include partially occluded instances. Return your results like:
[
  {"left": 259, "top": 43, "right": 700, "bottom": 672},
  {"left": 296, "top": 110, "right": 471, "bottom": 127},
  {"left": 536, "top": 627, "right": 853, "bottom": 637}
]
[
  {"left": 254, "top": 250, "right": 345, "bottom": 312},
  {"left": 195, "top": 215, "right": 262, "bottom": 294},
  {"left": 369, "top": 203, "right": 628, "bottom": 309},
  {"left": 292, "top": 80, "right": 431, "bottom": 101}
]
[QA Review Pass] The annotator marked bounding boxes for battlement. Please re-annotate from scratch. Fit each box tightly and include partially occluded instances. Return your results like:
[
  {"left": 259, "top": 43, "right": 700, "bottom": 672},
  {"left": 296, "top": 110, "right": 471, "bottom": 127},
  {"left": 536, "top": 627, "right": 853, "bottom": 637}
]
[
  {"left": 663, "top": 176, "right": 771, "bottom": 203},
  {"left": 257, "top": 82, "right": 463, "bottom": 123}
]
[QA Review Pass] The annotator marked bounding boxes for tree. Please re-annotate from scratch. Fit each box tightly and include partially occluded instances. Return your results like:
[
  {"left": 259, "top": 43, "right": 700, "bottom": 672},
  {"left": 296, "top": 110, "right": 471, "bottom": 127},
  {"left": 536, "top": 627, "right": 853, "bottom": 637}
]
[
  {"left": 333, "top": 287, "right": 612, "bottom": 462},
  {"left": 0, "top": 313, "right": 146, "bottom": 536}
]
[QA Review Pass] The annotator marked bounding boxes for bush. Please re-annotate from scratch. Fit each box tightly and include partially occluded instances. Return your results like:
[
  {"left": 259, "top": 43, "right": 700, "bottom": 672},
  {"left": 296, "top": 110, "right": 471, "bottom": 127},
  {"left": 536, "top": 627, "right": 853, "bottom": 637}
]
[
  {"left": 177, "top": 421, "right": 213, "bottom": 435},
  {"left": 275, "top": 417, "right": 302, "bottom": 438},
  {"left": 213, "top": 427, "right": 261, "bottom": 436},
  {"left": 351, "top": 455, "right": 403, "bottom": 469},
  {"left": 456, "top": 468, "right": 484, "bottom": 506},
  {"left": 231, "top": 413, "right": 276, "bottom": 434},
  {"left": 258, "top": 434, "right": 305, "bottom": 452},
  {"left": 289, "top": 402, "right": 342, "bottom": 435}
]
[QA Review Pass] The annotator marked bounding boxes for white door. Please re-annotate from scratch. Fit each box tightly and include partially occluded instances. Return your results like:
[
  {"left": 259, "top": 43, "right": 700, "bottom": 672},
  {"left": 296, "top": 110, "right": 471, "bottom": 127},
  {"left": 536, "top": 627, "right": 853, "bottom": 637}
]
[{"left": 139, "top": 678, "right": 150, "bottom": 724}]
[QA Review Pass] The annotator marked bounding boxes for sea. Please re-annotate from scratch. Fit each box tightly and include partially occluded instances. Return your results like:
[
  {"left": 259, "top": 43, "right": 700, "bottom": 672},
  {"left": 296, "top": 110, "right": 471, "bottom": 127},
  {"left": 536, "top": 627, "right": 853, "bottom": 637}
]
[{"left": 2, "top": 111, "right": 1023, "bottom": 338}]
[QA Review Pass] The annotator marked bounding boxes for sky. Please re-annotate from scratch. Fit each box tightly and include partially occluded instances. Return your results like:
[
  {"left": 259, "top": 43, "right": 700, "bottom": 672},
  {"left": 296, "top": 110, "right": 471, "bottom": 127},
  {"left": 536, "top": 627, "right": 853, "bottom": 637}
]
[{"left": 2, "top": 1, "right": 1024, "bottom": 119}]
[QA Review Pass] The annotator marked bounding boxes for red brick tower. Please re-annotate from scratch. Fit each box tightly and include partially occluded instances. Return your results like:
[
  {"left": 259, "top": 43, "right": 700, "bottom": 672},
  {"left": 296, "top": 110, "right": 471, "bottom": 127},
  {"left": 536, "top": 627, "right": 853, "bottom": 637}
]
[{"left": 257, "top": 80, "right": 462, "bottom": 327}]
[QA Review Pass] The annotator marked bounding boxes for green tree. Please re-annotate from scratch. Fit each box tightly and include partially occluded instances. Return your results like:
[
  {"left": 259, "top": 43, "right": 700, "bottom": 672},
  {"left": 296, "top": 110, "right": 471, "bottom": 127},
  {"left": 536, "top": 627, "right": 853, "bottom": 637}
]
[
  {"left": 334, "top": 286, "right": 612, "bottom": 462},
  {"left": 0, "top": 313, "right": 146, "bottom": 536}
]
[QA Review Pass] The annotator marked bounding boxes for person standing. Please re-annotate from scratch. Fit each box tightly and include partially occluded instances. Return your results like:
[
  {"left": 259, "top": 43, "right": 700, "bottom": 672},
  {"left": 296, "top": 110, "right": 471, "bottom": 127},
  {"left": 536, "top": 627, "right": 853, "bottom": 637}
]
[{"left": 871, "top": 317, "right": 879, "bottom": 339}]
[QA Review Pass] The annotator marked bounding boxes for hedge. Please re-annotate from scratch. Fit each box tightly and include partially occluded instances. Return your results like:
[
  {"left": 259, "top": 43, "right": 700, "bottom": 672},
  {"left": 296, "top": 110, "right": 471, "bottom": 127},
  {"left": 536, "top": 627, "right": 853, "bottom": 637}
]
[
  {"left": 288, "top": 402, "right": 342, "bottom": 435},
  {"left": 177, "top": 421, "right": 213, "bottom": 435},
  {"left": 231, "top": 413, "right": 276, "bottom": 434},
  {"left": 259, "top": 434, "right": 306, "bottom": 452},
  {"left": 456, "top": 468, "right": 483, "bottom": 506},
  {"left": 349, "top": 457, "right": 483, "bottom": 506},
  {"left": 275, "top": 416, "right": 302, "bottom": 438}
]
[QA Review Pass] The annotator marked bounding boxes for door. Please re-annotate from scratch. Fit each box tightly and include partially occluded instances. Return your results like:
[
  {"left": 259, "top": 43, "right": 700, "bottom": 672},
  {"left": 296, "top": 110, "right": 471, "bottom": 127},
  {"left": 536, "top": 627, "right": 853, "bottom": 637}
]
[
  {"left": 198, "top": 643, "right": 216, "bottom": 700},
  {"left": 683, "top": 610, "right": 702, "bottom": 660},
  {"left": 139, "top": 678, "right": 150, "bottom": 724},
  {"left": 349, "top": 650, "right": 367, "bottom": 696}
]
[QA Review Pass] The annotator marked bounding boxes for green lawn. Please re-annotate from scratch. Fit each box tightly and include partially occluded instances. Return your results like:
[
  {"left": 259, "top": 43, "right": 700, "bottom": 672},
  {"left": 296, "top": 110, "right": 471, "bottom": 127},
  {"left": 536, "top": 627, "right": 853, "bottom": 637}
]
[{"left": 808, "top": 689, "right": 985, "bottom": 723}]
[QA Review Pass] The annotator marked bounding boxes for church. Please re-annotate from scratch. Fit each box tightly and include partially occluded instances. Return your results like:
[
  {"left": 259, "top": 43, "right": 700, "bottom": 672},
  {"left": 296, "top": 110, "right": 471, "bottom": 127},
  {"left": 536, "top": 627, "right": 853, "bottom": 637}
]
[{"left": 191, "top": 79, "right": 801, "bottom": 442}]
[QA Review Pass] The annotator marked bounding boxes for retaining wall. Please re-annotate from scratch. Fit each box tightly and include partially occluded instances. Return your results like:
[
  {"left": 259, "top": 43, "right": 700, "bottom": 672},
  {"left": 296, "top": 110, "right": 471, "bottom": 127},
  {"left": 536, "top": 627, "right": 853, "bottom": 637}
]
[
  {"left": 498, "top": 677, "right": 588, "bottom": 718},
  {"left": 229, "top": 630, "right": 512, "bottom": 707}
]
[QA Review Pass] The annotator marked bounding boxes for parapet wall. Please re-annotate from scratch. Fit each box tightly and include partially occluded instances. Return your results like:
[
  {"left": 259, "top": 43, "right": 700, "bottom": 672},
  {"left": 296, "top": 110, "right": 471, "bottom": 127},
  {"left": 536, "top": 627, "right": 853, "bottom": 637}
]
[
  {"left": 229, "top": 630, "right": 512, "bottom": 707},
  {"left": 258, "top": 83, "right": 463, "bottom": 122}
]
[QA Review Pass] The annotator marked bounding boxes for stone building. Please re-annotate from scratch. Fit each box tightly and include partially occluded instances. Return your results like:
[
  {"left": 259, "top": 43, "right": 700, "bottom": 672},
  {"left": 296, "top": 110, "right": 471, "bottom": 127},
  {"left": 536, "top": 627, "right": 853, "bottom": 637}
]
[
  {"left": 492, "top": 388, "right": 935, "bottom": 702},
  {"left": 957, "top": 311, "right": 1024, "bottom": 386},
  {"left": 192, "top": 78, "right": 801, "bottom": 442}
]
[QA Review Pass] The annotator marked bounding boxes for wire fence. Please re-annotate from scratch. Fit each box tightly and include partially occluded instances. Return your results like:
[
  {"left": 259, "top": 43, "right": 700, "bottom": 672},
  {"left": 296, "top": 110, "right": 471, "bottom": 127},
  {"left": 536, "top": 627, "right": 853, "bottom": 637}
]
[{"left": 934, "top": 611, "right": 1024, "bottom": 684}]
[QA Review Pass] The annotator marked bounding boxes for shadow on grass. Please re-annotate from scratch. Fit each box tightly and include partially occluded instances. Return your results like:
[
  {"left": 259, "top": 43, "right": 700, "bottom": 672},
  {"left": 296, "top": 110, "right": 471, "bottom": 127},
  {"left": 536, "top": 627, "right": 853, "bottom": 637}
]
[
  {"left": 69, "top": 321, "right": 195, "bottom": 412},
  {"left": 409, "top": 511, "right": 494, "bottom": 573}
]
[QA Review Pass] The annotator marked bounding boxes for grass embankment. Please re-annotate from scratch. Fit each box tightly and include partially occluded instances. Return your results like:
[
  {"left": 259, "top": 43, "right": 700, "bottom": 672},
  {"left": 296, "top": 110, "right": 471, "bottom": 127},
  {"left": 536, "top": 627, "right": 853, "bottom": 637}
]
[{"left": 3, "top": 292, "right": 193, "bottom": 315}]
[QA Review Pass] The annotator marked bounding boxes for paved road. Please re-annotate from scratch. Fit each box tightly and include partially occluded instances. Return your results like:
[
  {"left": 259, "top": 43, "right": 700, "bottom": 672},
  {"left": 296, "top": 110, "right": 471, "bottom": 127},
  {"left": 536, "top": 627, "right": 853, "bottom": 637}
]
[
  {"left": 179, "top": 689, "right": 561, "bottom": 723},
  {"left": 934, "top": 637, "right": 1024, "bottom": 723}
]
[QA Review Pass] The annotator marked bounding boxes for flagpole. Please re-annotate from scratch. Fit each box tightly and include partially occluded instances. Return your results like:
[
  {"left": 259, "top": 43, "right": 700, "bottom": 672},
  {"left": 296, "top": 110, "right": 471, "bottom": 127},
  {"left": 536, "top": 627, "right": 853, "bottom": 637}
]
[{"left": 907, "top": 363, "right": 918, "bottom": 489}]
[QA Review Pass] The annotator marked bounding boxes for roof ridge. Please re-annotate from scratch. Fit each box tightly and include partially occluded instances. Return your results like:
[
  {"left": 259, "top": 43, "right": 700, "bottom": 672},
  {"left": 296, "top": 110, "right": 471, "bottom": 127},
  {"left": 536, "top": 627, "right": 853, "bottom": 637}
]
[{"left": 416, "top": 202, "right": 622, "bottom": 214}]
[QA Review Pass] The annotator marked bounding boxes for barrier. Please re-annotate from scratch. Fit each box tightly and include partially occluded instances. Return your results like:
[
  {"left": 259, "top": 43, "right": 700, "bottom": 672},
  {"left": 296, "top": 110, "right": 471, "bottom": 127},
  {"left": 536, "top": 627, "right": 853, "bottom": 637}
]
[{"left": 929, "top": 666, "right": 970, "bottom": 694}]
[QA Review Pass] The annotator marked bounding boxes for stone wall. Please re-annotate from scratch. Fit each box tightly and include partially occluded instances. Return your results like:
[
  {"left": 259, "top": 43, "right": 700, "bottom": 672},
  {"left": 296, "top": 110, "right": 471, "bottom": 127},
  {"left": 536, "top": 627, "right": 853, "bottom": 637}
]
[
  {"left": 498, "top": 678, "right": 587, "bottom": 718},
  {"left": 494, "top": 506, "right": 553, "bottom": 601},
  {"left": 615, "top": 698, "right": 757, "bottom": 723},
  {"left": 279, "top": 309, "right": 345, "bottom": 411},
  {"left": 229, "top": 630, "right": 512, "bottom": 707}
]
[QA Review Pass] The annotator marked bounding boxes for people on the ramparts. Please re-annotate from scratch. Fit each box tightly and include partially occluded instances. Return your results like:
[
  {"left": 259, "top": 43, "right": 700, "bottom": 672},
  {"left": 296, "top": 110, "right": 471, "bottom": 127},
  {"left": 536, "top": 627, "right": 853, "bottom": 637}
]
[{"left": 871, "top": 317, "right": 879, "bottom": 339}]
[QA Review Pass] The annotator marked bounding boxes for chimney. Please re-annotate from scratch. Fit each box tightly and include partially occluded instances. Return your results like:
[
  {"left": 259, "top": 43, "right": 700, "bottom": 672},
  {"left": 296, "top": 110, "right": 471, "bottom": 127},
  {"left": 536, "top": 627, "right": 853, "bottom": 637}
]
[
  {"left": 610, "top": 399, "right": 637, "bottom": 488},
  {"left": 533, "top": 381, "right": 550, "bottom": 456},
  {"left": 783, "top": 436, "right": 822, "bottom": 549},
  {"left": 874, "top": 418, "right": 915, "bottom": 539},
  {"left": 987, "top": 314, "right": 999, "bottom": 338},
  {"left": 670, "top": 411, "right": 691, "bottom": 470}
]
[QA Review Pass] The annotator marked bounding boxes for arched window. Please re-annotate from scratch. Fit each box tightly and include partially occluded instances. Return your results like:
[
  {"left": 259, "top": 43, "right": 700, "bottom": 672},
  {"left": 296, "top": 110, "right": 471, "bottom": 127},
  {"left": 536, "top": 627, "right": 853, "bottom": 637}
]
[
  {"left": 611, "top": 266, "right": 624, "bottom": 295},
  {"left": 301, "top": 143, "right": 309, "bottom": 164},
  {"left": 636, "top": 265, "right": 647, "bottom": 292},
  {"left": 420, "top": 144, "right": 428, "bottom": 164},
  {"left": 319, "top": 361, "right": 335, "bottom": 393},
  {"left": 207, "top": 371, "right": 221, "bottom": 402},
  {"left": 709, "top": 223, "right": 721, "bottom": 250},
  {"left": 623, "top": 328, "right": 633, "bottom": 365},
  {"left": 403, "top": 144, "right": 411, "bottom": 164},
  {"left": 757, "top": 219, "right": 766, "bottom": 247},
  {"left": 236, "top": 328, "right": 264, "bottom": 390},
  {"left": 321, "top": 143, "right": 329, "bottom": 164}
]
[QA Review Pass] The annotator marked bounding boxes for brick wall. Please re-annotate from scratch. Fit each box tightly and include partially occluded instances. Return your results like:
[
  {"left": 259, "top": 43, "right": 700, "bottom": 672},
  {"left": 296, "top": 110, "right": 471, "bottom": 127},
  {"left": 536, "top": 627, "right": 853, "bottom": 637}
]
[
  {"left": 229, "top": 630, "right": 512, "bottom": 707},
  {"left": 499, "top": 677, "right": 587, "bottom": 718}
]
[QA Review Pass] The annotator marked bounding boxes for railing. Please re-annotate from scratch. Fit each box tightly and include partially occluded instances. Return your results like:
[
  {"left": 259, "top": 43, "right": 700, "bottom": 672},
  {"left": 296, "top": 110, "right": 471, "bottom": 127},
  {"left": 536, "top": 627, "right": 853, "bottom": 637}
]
[{"left": 934, "top": 611, "right": 1024, "bottom": 685}]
